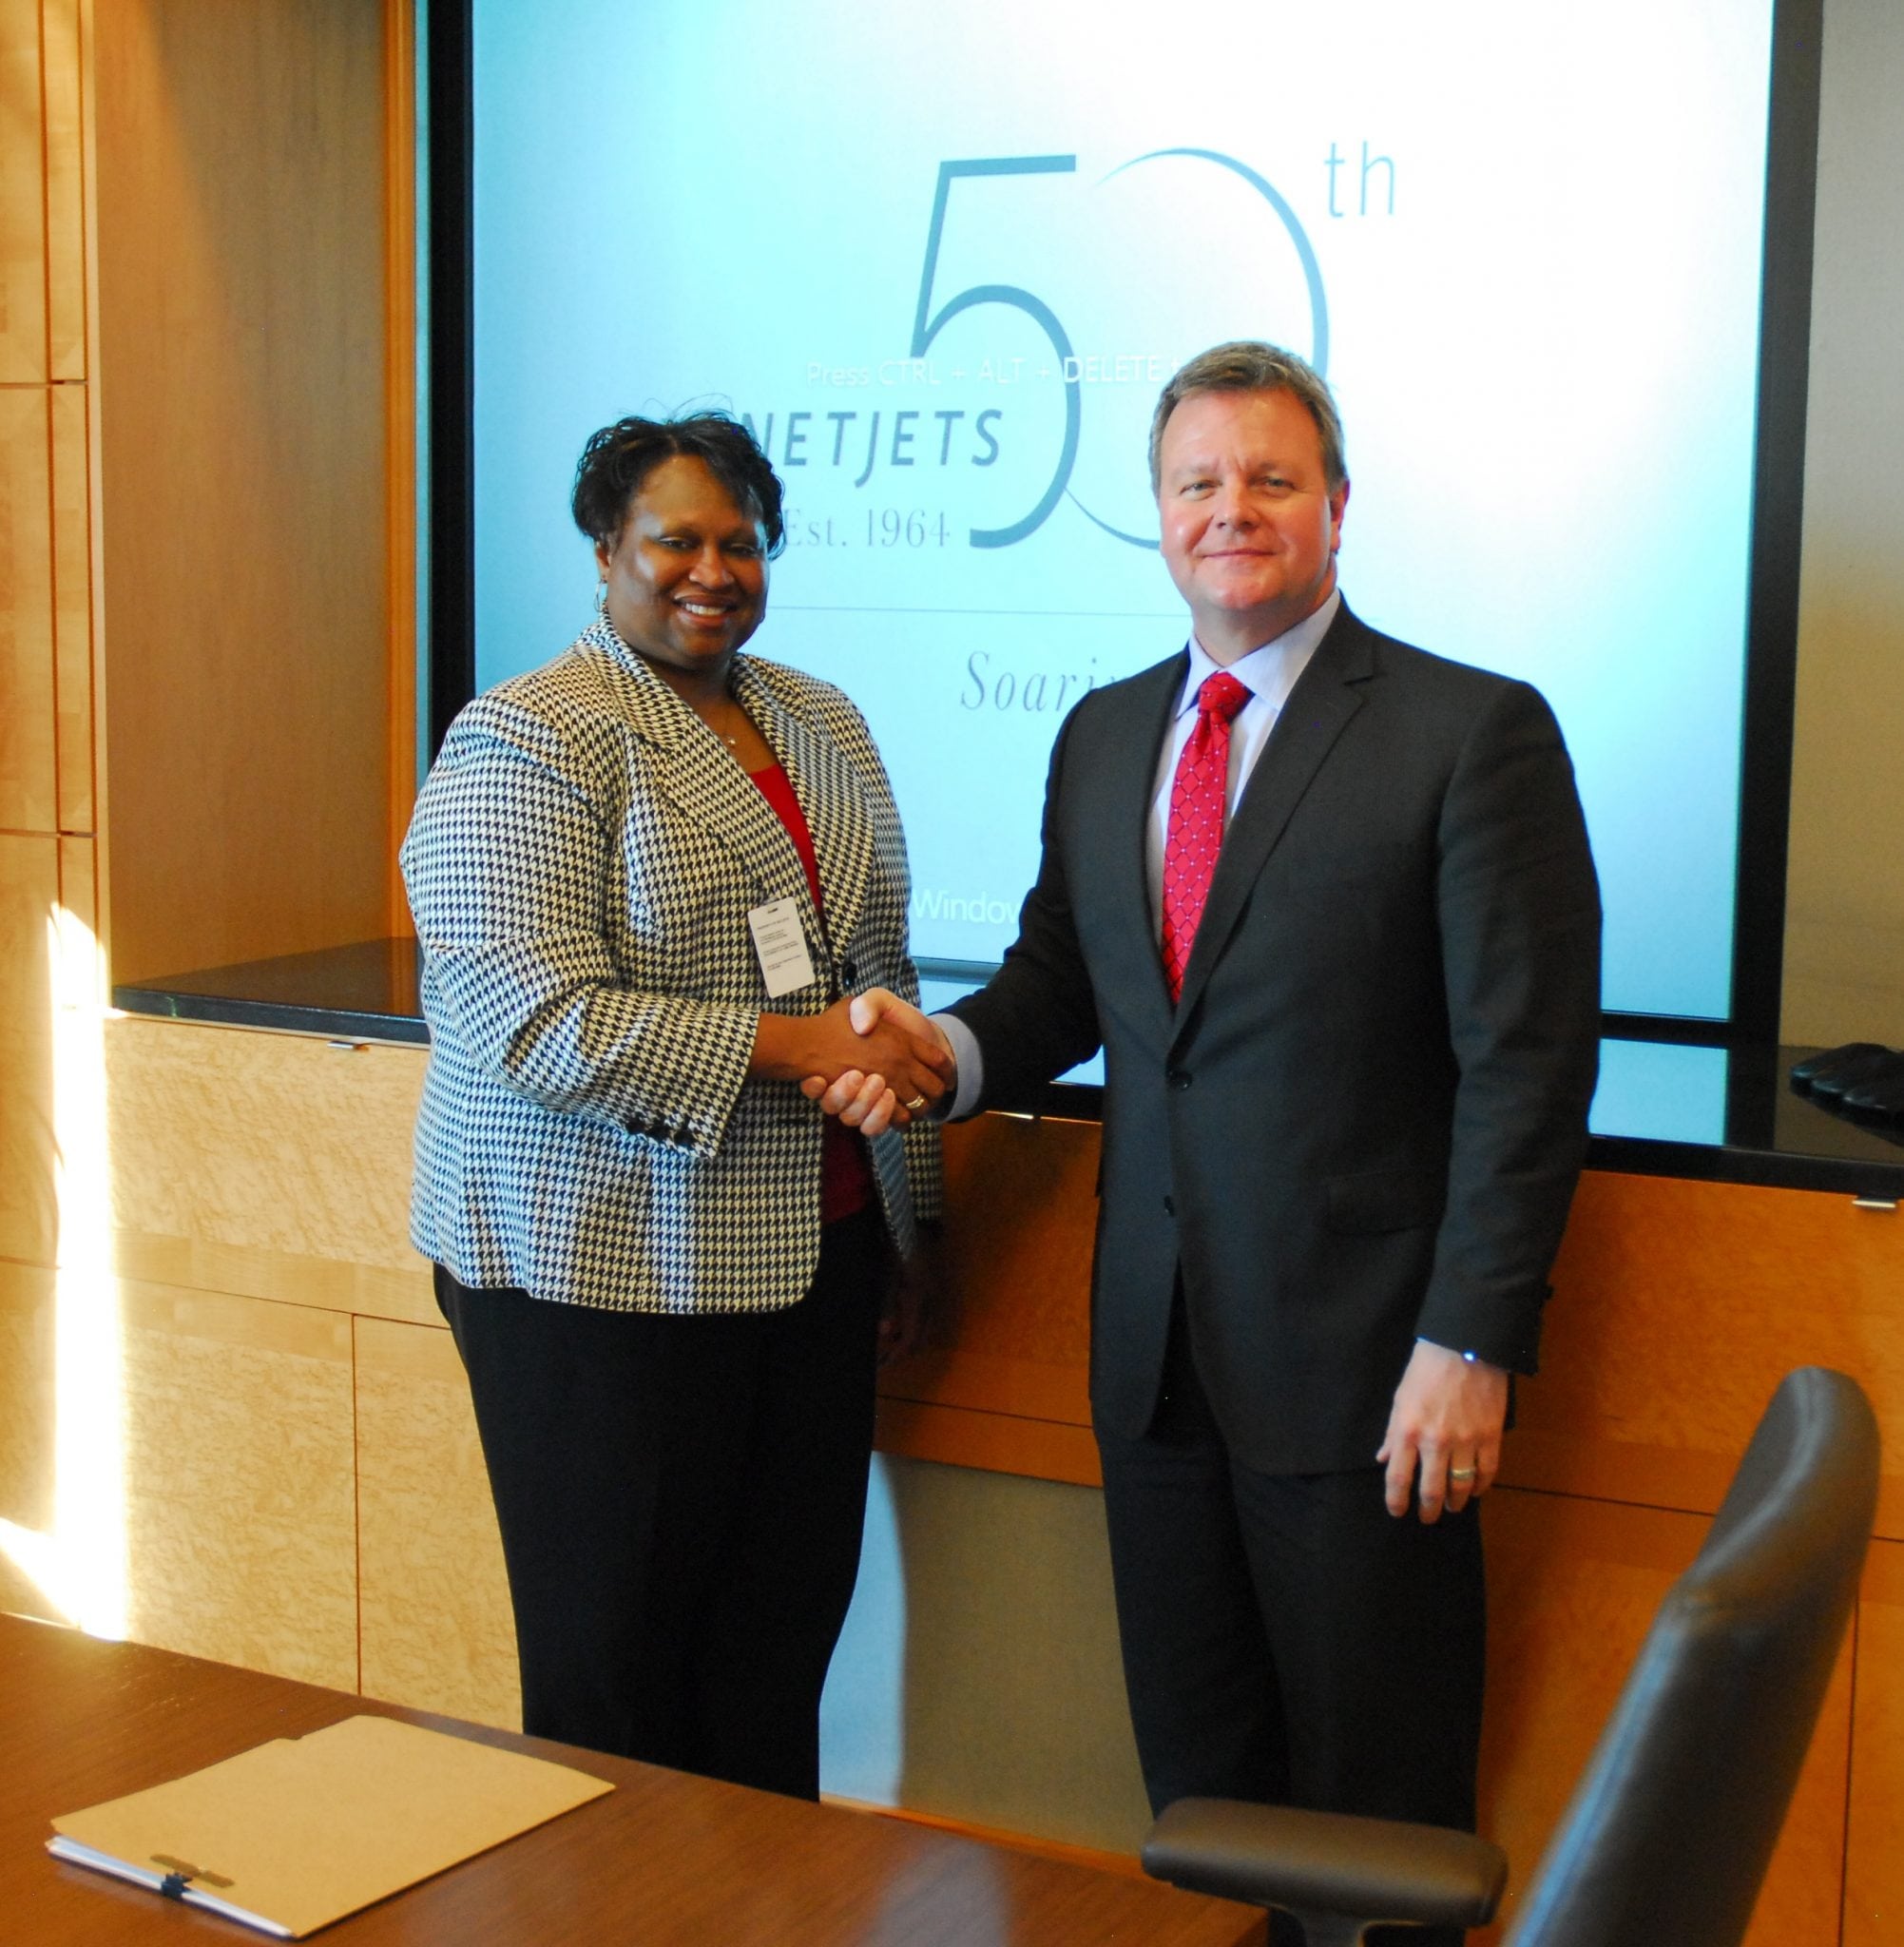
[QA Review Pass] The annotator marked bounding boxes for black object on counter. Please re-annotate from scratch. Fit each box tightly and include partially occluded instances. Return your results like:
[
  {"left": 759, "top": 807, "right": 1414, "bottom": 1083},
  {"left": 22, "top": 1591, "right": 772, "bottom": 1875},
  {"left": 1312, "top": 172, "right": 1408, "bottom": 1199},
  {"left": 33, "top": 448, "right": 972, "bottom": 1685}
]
[
  {"left": 1837, "top": 1055, "right": 1904, "bottom": 1116},
  {"left": 1789, "top": 1040, "right": 1904, "bottom": 1125},
  {"left": 1788, "top": 1042, "right": 1889, "bottom": 1086},
  {"left": 1802, "top": 1045, "right": 1902, "bottom": 1101}
]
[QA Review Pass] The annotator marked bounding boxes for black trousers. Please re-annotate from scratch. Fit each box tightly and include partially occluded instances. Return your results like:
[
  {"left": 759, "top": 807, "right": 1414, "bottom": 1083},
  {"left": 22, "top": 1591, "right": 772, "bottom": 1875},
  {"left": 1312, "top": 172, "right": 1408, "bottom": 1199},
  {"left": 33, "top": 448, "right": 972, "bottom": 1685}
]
[
  {"left": 435, "top": 1207, "right": 888, "bottom": 1801},
  {"left": 1096, "top": 1300, "right": 1485, "bottom": 1947}
]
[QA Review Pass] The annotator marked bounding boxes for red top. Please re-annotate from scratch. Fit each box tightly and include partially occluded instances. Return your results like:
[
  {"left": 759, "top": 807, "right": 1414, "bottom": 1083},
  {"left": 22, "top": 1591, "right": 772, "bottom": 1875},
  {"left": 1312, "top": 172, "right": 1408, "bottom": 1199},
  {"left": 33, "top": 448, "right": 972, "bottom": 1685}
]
[{"left": 750, "top": 762, "right": 875, "bottom": 1224}]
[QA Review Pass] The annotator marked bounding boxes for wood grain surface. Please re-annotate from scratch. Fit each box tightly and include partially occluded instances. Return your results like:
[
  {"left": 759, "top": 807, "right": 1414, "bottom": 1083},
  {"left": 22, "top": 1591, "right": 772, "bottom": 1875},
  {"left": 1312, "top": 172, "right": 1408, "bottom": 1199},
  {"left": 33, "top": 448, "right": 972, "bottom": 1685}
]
[
  {"left": 380, "top": 0, "right": 415, "bottom": 938},
  {"left": 115, "top": 1279, "right": 356, "bottom": 1689},
  {"left": 875, "top": 1115, "right": 1098, "bottom": 1475},
  {"left": 354, "top": 1317, "right": 518, "bottom": 1731},
  {"left": 0, "top": 0, "right": 47, "bottom": 382},
  {"left": 50, "top": 377, "right": 91, "bottom": 833},
  {"left": 91, "top": 0, "right": 393, "bottom": 984},
  {"left": 0, "top": 383, "right": 58, "bottom": 835},
  {"left": 0, "top": 1261, "right": 58, "bottom": 1626},
  {"left": 103, "top": 1018, "right": 433, "bottom": 1323},
  {"left": 41, "top": 0, "right": 83, "bottom": 381},
  {"left": 898, "top": 1128, "right": 1904, "bottom": 1546},
  {"left": 1529, "top": 1169, "right": 1904, "bottom": 1535},
  {"left": 1, "top": 1614, "right": 1265, "bottom": 1946},
  {"left": 1845, "top": 1540, "right": 1904, "bottom": 1946},
  {"left": 0, "top": 831, "right": 60, "bottom": 1266}
]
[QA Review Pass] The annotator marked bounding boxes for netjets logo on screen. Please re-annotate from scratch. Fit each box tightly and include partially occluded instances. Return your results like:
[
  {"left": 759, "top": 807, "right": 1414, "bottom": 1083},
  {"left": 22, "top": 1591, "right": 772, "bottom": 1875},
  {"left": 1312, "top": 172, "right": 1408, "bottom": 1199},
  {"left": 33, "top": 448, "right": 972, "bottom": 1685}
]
[{"left": 744, "top": 150, "right": 1334, "bottom": 555}]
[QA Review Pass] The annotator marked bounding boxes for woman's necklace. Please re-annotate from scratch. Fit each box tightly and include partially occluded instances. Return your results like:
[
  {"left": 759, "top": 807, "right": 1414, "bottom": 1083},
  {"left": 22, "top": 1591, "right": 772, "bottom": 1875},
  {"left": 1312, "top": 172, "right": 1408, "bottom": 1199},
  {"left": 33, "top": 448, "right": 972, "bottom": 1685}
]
[{"left": 701, "top": 695, "right": 744, "bottom": 750}]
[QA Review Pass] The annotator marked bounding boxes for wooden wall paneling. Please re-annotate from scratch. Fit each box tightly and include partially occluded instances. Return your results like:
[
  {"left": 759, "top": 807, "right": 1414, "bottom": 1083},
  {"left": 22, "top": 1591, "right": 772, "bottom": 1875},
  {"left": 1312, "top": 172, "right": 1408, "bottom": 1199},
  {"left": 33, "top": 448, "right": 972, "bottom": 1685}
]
[
  {"left": 56, "top": 830, "right": 93, "bottom": 937},
  {"left": 0, "top": 383, "right": 57, "bottom": 833},
  {"left": 354, "top": 1315, "right": 519, "bottom": 1730},
  {"left": 383, "top": 0, "right": 415, "bottom": 935},
  {"left": 1845, "top": 1539, "right": 1904, "bottom": 1946},
  {"left": 77, "top": 0, "right": 104, "bottom": 957},
  {"left": 0, "top": 0, "right": 46, "bottom": 380},
  {"left": 119, "top": 1276, "right": 356, "bottom": 1689},
  {"left": 0, "top": 1260, "right": 60, "bottom": 1626},
  {"left": 102, "top": 1018, "right": 433, "bottom": 1323},
  {"left": 92, "top": 0, "right": 392, "bottom": 983},
  {"left": 1511, "top": 1170, "right": 1904, "bottom": 1533},
  {"left": 102, "top": 1226, "right": 433, "bottom": 1327},
  {"left": 873, "top": 1114, "right": 1103, "bottom": 1479},
  {"left": 40, "top": 0, "right": 84, "bottom": 380},
  {"left": 0, "top": 832, "right": 58, "bottom": 1265},
  {"left": 874, "top": 1397, "right": 1102, "bottom": 1488},
  {"left": 887, "top": 1125, "right": 1904, "bottom": 1517},
  {"left": 1475, "top": 1488, "right": 1854, "bottom": 1947},
  {"left": 49, "top": 378, "right": 90, "bottom": 830},
  {"left": 880, "top": 1115, "right": 1097, "bottom": 1417}
]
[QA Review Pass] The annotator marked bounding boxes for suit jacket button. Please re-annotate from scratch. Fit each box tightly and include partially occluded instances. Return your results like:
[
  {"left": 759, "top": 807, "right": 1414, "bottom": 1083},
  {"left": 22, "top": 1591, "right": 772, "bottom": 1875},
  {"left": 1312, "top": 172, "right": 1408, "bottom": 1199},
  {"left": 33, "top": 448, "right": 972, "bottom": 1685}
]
[
  {"left": 840, "top": 956, "right": 856, "bottom": 983},
  {"left": 1167, "top": 1068, "right": 1192, "bottom": 1090},
  {"left": 1163, "top": 1194, "right": 1176, "bottom": 1217}
]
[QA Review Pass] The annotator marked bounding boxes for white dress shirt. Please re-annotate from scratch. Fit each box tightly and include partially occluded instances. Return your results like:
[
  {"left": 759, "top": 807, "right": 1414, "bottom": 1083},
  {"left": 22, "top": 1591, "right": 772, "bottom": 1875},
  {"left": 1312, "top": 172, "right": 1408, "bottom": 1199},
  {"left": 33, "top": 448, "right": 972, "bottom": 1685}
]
[{"left": 1143, "top": 590, "right": 1338, "bottom": 930}]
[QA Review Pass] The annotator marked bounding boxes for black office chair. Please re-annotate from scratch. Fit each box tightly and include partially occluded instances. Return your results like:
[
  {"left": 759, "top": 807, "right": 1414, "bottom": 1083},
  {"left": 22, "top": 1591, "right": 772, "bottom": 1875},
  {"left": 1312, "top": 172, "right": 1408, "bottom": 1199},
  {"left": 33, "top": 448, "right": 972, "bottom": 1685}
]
[{"left": 1142, "top": 1366, "right": 1879, "bottom": 1947}]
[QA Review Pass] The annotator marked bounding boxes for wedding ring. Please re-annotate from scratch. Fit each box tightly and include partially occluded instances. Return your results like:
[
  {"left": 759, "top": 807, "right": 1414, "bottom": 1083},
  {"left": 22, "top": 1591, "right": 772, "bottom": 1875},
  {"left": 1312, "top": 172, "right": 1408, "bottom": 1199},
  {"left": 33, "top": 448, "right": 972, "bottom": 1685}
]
[
  {"left": 903, "top": 1094, "right": 929, "bottom": 1112},
  {"left": 1449, "top": 1465, "right": 1477, "bottom": 1483}
]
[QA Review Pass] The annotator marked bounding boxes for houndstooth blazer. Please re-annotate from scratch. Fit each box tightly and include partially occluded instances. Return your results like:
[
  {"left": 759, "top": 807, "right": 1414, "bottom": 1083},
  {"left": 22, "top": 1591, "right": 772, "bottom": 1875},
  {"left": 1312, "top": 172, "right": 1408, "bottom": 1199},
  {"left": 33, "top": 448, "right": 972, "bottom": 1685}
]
[{"left": 402, "top": 618, "right": 942, "bottom": 1313}]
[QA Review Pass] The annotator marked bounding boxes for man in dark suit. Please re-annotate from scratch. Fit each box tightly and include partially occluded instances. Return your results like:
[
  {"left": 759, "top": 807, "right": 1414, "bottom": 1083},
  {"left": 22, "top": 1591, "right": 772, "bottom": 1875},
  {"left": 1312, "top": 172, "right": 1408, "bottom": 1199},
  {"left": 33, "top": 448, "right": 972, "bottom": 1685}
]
[{"left": 817, "top": 342, "right": 1600, "bottom": 1929}]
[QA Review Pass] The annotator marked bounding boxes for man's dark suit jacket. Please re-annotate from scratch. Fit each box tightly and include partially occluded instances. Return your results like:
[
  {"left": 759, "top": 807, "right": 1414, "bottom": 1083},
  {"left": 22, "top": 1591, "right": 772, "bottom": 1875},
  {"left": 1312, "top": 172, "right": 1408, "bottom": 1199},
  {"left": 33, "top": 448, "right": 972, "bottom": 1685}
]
[{"left": 949, "top": 603, "right": 1602, "bottom": 1475}]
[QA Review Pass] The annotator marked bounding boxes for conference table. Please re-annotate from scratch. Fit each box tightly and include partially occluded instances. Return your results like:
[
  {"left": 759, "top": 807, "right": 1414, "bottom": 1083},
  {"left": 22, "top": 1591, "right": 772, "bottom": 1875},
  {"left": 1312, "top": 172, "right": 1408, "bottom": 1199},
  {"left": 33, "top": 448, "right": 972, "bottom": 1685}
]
[{"left": 1, "top": 1613, "right": 1265, "bottom": 1943}]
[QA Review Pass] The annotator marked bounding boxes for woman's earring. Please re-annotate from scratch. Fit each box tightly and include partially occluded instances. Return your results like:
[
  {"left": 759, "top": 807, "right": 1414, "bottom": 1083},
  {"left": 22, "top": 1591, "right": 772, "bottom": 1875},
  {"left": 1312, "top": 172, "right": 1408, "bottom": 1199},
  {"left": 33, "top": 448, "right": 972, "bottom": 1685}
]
[{"left": 595, "top": 579, "right": 609, "bottom": 618}]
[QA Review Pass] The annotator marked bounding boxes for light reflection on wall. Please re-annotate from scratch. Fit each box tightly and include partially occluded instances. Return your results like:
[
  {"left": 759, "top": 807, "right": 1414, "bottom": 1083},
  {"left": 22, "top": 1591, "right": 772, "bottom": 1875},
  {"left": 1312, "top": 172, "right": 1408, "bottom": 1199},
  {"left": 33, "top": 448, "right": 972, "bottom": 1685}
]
[{"left": 0, "top": 906, "right": 125, "bottom": 1637}]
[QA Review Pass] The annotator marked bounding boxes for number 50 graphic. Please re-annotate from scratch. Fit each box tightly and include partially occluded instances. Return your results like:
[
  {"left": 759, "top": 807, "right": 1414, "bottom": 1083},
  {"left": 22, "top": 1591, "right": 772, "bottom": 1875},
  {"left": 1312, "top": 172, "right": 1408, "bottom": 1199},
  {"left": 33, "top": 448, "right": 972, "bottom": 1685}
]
[{"left": 910, "top": 152, "right": 1330, "bottom": 550}]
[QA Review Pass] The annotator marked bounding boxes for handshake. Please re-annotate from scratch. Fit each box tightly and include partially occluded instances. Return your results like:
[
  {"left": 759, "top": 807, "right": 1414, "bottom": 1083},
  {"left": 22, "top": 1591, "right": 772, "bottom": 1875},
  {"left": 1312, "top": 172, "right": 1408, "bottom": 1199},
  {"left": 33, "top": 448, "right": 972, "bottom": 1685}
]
[
  {"left": 751, "top": 990, "right": 955, "bottom": 1133},
  {"left": 774, "top": 990, "right": 957, "bottom": 1133}
]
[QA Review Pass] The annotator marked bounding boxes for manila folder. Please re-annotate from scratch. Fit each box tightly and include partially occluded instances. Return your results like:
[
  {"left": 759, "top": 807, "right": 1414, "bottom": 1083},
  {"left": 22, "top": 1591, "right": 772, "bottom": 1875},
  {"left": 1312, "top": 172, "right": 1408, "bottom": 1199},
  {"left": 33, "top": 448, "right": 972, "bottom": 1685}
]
[{"left": 48, "top": 1713, "right": 613, "bottom": 1937}]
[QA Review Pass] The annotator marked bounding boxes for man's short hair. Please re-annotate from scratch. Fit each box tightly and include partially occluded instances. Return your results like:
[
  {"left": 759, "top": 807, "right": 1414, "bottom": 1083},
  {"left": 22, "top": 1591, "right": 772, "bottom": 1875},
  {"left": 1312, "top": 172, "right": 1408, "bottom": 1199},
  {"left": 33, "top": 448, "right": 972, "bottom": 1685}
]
[{"left": 1149, "top": 342, "right": 1348, "bottom": 496}]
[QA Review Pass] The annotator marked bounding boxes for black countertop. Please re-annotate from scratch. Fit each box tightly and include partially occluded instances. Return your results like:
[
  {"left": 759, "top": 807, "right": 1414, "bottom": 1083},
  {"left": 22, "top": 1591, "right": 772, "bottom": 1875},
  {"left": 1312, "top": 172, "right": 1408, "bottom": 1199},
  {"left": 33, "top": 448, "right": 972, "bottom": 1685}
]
[
  {"left": 116, "top": 937, "right": 429, "bottom": 1047},
  {"left": 113, "top": 938, "right": 1904, "bottom": 1200}
]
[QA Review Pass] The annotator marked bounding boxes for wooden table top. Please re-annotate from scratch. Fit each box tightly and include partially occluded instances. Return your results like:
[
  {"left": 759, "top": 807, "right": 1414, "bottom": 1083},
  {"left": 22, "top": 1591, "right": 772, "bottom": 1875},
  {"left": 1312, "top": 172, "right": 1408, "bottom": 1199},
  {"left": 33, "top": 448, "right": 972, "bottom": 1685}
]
[{"left": 3, "top": 1614, "right": 1264, "bottom": 1945}]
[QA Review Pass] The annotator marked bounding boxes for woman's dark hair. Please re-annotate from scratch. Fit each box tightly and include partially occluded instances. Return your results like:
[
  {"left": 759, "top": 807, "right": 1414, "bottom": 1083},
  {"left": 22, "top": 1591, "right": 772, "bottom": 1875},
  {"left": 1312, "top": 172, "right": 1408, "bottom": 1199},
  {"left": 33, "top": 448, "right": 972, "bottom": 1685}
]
[{"left": 571, "top": 411, "right": 787, "bottom": 558}]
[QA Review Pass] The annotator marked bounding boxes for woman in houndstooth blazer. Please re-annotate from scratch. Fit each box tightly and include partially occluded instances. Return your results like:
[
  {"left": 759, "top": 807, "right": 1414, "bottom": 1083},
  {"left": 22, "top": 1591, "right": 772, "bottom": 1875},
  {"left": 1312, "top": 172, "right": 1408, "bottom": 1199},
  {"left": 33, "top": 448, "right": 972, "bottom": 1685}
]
[{"left": 402, "top": 413, "right": 949, "bottom": 1799}]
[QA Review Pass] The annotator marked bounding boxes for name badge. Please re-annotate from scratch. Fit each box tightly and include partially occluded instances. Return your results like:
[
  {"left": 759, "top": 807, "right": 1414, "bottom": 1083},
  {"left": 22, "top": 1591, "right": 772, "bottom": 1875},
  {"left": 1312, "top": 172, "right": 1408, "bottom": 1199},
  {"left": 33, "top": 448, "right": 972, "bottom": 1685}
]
[{"left": 748, "top": 897, "right": 818, "bottom": 999}]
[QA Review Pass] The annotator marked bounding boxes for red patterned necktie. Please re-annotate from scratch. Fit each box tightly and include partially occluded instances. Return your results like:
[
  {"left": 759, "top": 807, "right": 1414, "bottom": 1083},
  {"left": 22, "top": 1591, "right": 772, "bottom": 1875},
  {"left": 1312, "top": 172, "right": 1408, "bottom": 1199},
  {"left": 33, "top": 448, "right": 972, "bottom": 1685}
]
[{"left": 1161, "top": 670, "right": 1252, "bottom": 1003}]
